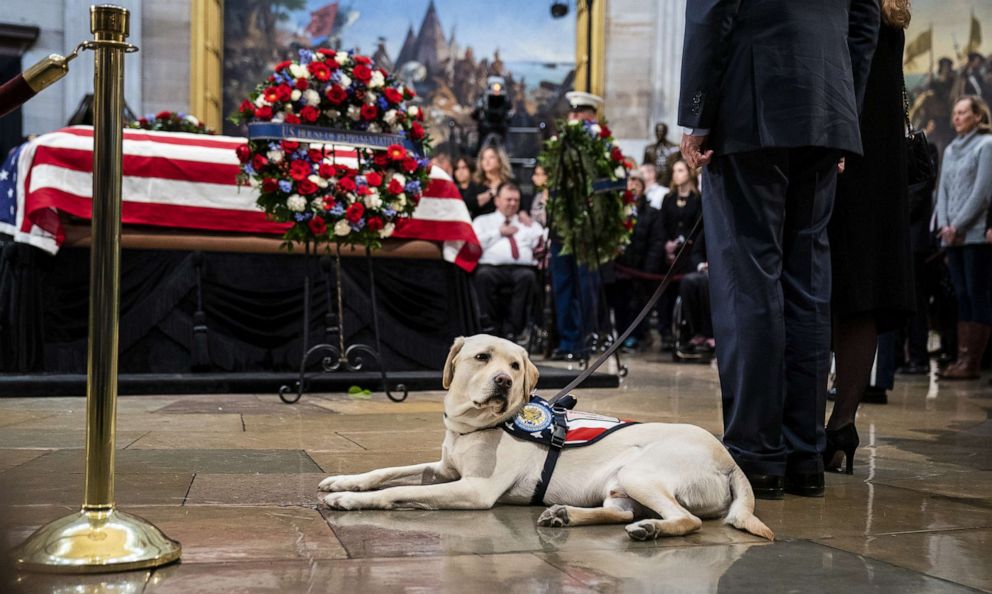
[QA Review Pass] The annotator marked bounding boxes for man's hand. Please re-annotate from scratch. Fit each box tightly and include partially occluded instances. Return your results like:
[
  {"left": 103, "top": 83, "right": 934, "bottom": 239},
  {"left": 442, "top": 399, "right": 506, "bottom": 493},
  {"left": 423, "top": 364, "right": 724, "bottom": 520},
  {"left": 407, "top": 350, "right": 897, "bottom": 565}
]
[
  {"left": 939, "top": 225, "right": 959, "bottom": 245},
  {"left": 518, "top": 211, "right": 533, "bottom": 226},
  {"left": 986, "top": 228, "right": 992, "bottom": 244},
  {"left": 837, "top": 158, "right": 846, "bottom": 174},
  {"left": 680, "top": 133, "right": 713, "bottom": 169}
]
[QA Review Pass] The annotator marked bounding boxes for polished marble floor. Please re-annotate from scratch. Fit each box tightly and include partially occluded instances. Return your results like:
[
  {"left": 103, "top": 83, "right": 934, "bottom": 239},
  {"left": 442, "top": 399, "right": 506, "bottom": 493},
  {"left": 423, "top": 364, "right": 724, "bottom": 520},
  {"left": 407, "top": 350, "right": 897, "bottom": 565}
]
[{"left": 1, "top": 353, "right": 990, "bottom": 593}]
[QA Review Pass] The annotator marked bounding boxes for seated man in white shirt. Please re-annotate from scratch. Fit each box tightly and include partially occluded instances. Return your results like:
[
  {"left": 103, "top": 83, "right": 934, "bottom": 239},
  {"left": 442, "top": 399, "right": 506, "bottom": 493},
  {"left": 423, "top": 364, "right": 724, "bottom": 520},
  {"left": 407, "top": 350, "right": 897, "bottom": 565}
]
[{"left": 471, "top": 182, "right": 544, "bottom": 342}]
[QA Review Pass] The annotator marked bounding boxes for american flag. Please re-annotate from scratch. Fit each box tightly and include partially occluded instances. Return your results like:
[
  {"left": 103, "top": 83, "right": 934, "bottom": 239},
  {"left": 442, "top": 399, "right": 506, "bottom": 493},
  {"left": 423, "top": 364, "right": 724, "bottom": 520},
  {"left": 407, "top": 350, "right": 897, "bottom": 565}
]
[
  {"left": 11, "top": 126, "right": 480, "bottom": 271},
  {"left": 0, "top": 144, "right": 23, "bottom": 237}
]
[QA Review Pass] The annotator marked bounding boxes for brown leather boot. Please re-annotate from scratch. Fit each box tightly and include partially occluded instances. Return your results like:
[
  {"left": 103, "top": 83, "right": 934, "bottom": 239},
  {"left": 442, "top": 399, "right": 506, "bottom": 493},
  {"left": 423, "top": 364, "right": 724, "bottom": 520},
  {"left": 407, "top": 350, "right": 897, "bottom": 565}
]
[
  {"left": 941, "top": 322, "right": 990, "bottom": 380},
  {"left": 938, "top": 322, "right": 970, "bottom": 378}
]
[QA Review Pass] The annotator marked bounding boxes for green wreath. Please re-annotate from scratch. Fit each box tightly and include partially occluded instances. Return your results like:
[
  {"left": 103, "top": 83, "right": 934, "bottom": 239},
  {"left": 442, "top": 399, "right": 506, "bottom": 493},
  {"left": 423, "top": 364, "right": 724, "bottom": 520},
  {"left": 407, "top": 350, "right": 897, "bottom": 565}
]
[{"left": 538, "top": 118, "right": 635, "bottom": 269}]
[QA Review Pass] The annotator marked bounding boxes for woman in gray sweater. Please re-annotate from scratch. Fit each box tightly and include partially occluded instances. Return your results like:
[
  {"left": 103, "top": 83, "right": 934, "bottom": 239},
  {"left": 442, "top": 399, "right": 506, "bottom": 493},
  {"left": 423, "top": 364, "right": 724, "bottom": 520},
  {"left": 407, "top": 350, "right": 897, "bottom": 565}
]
[{"left": 936, "top": 95, "right": 992, "bottom": 379}]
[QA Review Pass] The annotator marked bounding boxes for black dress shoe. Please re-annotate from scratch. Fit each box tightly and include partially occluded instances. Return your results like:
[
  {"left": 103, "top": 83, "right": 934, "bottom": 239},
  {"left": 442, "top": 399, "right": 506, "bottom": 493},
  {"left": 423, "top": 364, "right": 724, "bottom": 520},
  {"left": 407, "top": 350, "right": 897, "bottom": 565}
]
[
  {"left": 745, "top": 473, "right": 784, "bottom": 500},
  {"left": 784, "top": 471, "right": 825, "bottom": 497}
]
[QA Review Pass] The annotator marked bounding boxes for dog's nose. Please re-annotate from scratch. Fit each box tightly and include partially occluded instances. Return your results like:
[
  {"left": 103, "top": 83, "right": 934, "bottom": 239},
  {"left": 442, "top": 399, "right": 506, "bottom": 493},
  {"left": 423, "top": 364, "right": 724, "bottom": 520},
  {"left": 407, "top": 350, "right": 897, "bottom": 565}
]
[{"left": 493, "top": 373, "right": 513, "bottom": 391}]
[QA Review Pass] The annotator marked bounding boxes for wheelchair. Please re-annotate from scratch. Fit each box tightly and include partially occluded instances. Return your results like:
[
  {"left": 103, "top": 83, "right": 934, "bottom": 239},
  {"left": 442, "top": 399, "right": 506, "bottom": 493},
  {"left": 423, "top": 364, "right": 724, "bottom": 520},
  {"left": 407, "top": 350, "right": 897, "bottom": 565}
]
[{"left": 671, "top": 295, "right": 714, "bottom": 364}]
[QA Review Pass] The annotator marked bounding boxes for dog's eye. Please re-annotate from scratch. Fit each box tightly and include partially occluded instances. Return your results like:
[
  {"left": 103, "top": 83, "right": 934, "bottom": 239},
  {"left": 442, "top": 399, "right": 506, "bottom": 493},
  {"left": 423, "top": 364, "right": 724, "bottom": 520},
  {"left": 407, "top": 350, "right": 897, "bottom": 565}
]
[
  {"left": 511, "top": 361, "right": 520, "bottom": 370},
  {"left": 475, "top": 353, "right": 490, "bottom": 362}
]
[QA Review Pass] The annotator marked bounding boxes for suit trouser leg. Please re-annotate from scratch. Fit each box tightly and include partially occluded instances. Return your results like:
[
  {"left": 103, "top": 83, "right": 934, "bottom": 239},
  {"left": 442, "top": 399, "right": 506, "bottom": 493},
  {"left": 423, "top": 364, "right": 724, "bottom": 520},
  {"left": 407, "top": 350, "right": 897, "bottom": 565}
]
[
  {"left": 550, "top": 242, "right": 581, "bottom": 352},
  {"left": 508, "top": 267, "right": 537, "bottom": 335},
  {"left": 703, "top": 148, "right": 835, "bottom": 476},
  {"left": 473, "top": 265, "right": 503, "bottom": 333}
]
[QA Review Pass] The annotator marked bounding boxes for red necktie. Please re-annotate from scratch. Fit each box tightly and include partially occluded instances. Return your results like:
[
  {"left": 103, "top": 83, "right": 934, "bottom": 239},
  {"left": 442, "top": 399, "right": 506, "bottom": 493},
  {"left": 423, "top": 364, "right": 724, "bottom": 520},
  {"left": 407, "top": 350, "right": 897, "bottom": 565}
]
[{"left": 506, "top": 217, "right": 520, "bottom": 260}]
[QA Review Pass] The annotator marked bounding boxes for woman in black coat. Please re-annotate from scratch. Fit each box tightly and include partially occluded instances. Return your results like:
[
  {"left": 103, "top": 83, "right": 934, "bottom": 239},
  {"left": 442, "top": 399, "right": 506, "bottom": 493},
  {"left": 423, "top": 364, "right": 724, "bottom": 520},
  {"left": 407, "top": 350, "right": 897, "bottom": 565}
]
[{"left": 826, "top": 1, "right": 914, "bottom": 473}]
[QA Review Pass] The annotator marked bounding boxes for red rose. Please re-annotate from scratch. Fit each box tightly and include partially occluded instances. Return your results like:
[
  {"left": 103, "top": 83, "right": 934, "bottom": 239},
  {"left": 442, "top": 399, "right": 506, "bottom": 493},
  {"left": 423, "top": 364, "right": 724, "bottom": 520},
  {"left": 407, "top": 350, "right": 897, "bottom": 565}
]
[
  {"left": 353, "top": 89, "right": 366, "bottom": 102},
  {"left": 338, "top": 177, "right": 357, "bottom": 192},
  {"left": 345, "top": 202, "right": 365, "bottom": 223},
  {"left": 138, "top": 117, "right": 148, "bottom": 126},
  {"left": 383, "top": 88, "right": 403, "bottom": 104},
  {"left": 262, "top": 178, "right": 278, "bottom": 193},
  {"left": 373, "top": 153, "right": 389, "bottom": 167},
  {"left": 281, "top": 140, "right": 299, "bottom": 152},
  {"left": 275, "top": 84, "right": 293, "bottom": 102},
  {"left": 235, "top": 144, "right": 251, "bottom": 163},
  {"left": 251, "top": 154, "right": 268, "bottom": 170},
  {"left": 326, "top": 85, "right": 347, "bottom": 105},
  {"left": 297, "top": 179, "right": 318, "bottom": 195},
  {"left": 386, "top": 144, "right": 406, "bottom": 161},
  {"left": 262, "top": 87, "right": 279, "bottom": 103},
  {"left": 353, "top": 55, "right": 372, "bottom": 65},
  {"left": 308, "top": 148, "right": 324, "bottom": 162},
  {"left": 599, "top": 124, "right": 612, "bottom": 139},
  {"left": 401, "top": 157, "right": 418, "bottom": 173},
  {"left": 410, "top": 121, "right": 425, "bottom": 141},
  {"left": 294, "top": 78, "right": 309, "bottom": 90},
  {"left": 301, "top": 105, "right": 320, "bottom": 123},
  {"left": 360, "top": 104, "right": 378, "bottom": 121},
  {"left": 316, "top": 49, "right": 336, "bottom": 59},
  {"left": 623, "top": 190, "right": 635, "bottom": 205},
  {"left": 357, "top": 185, "right": 371, "bottom": 196},
  {"left": 318, "top": 163, "right": 336, "bottom": 178},
  {"left": 364, "top": 171, "right": 383, "bottom": 187},
  {"left": 387, "top": 179, "right": 404, "bottom": 195},
  {"left": 352, "top": 64, "right": 373, "bottom": 83},
  {"left": 323, "top": 197, "right": 337, "bottom": 210},
  {"left": 366, "top": 217, "right": 384, "bottom": 232},
  {"left": 624, "top": 219, "right": 635, "bottom": 231},
  {"left": 610, "top": 146, "right": 624, "bottom": 163},
  {"left": 284, "top": 113, "right": 301, "bottom": 124},
  {"left": 404, "top": 86, "right": 416, "bottom": 99},
  {"left": 289, "top": 160, "right": 311, "bottom": 181},
  {"left": 274, "top": 60, "right": 292, "bottom": 72},
  {"left": 155, "top": 111, "right": 171, "bottom": 120},
  {"left": 308, "top": 61, "right": 331, "bottom": 81},
  {"left": 239, "top": 99, "right": 254, "bottom": 114},
  {"left": 308, "top": 216, "right": 327, "bottom": 236},
  {"left": 336, "top": 165, "right": 354, "bottom": 177},
  {"left": 254, "top": 106, "right": 273, "bottom": 120}
]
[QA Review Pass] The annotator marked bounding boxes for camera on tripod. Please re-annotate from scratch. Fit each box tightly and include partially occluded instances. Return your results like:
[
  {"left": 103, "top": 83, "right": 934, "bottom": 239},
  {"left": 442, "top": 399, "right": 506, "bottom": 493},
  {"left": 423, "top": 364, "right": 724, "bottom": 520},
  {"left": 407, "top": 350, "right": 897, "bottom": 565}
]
[{"left": 472, "top": 75, "right": 513, "bottom": 152}]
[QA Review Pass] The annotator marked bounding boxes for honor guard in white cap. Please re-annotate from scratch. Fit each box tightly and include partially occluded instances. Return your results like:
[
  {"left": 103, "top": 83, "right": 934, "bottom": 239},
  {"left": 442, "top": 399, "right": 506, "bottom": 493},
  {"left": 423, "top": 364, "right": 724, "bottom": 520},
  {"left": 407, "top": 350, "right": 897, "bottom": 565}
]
[{"left": 565, "top": 91, "right": 604, "bottom": 121}]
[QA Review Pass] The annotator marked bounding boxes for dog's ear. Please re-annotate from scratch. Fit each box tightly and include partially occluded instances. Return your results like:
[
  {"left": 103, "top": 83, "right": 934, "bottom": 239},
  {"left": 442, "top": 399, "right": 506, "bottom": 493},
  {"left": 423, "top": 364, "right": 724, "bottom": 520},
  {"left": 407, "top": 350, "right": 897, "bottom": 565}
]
[
  {"left": 442, "top": 336, "right": 466, "bottom": 389},
  {"left": 523, "top": 354, "right": 539, "bottom": 397}
]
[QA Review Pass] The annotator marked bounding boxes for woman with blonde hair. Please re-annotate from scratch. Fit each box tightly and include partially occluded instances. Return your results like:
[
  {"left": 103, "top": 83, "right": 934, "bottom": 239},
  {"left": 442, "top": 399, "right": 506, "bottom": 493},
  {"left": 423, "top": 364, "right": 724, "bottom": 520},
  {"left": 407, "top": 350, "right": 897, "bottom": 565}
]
[
  {"left": 935, "top": 94, "right": 992, "bottom": 380},
  {"left": 464, "top": 144, "right": 515, "bottom": 219},
  {"left": 825, "top": 0, "right": 915, "bottom": 479}
]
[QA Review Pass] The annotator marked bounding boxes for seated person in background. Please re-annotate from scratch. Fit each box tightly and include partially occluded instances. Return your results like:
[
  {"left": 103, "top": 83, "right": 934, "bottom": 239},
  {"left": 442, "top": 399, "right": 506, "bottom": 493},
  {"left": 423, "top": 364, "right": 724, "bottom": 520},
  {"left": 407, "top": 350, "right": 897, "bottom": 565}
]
[
  {"left": 640, "top": 163, "right": 669, "bottom": 210},
  {"left": 656, "top": 159, "right": 703, "bottom": 351},
  {"left": 471, "top": 183, "right": 544, "bottom": 342},
  {"left": 677, "top": 250, "right": 715, "bottom": 357}
]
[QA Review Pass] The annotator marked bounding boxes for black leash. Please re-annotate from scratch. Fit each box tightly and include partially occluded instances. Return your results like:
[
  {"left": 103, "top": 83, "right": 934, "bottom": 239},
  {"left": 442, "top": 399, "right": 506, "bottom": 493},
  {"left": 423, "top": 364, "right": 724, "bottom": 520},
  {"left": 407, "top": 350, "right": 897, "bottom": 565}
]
[{"left": 549, "top": 214, "right": 704, "bottom": 404}]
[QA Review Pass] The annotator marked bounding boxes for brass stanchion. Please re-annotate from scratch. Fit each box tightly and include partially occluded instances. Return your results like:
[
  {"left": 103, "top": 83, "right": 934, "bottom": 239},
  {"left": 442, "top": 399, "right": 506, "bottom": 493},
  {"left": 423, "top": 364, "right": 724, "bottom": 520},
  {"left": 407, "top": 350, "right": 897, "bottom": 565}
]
[{"left": 12, "top": 5, "right": 181, "bottom": 573}]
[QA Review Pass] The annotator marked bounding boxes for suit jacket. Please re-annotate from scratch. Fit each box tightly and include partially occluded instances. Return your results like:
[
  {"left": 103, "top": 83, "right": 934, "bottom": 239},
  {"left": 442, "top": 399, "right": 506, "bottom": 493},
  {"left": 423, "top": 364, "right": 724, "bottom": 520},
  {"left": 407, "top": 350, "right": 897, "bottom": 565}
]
[{"left": 678, "top": 0, "right": 880, "bottom": 156}]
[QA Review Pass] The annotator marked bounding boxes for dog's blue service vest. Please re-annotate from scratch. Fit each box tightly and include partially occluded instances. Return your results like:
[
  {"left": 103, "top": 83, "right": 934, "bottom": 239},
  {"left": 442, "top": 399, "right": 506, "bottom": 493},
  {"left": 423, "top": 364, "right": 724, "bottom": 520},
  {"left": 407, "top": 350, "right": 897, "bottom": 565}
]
[{"left": 502, "top": 395, "right": 638, "bottom": 504}]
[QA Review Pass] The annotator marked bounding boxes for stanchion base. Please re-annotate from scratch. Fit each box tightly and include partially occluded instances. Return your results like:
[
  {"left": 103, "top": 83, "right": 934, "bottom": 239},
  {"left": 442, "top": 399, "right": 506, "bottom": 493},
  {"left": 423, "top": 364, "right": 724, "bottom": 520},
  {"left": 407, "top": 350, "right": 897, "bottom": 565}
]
[{"left": 12, "top": 508, "right": 181, "bottom": 573}]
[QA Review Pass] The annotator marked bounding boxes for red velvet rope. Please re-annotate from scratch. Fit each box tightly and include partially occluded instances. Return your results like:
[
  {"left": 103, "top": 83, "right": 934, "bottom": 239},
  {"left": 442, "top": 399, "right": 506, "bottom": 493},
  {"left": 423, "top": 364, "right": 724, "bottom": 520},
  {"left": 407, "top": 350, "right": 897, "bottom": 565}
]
[{"left": 0, "top": 74, "right": 36, "bottom": 119}]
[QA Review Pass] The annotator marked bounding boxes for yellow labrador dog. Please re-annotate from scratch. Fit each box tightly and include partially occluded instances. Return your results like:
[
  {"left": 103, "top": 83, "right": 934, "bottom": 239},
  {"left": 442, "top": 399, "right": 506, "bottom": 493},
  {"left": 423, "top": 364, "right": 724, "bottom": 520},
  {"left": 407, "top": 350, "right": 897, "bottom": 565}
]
[{"left": 319, "top": 335, "right": 774, "bottom": 541}]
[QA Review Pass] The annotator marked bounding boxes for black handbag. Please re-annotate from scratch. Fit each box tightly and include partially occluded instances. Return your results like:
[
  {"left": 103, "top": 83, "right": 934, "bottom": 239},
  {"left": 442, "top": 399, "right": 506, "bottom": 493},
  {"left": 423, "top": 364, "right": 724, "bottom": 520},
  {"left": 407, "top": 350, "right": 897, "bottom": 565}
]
[{"left": 902, "top": 81, "right": 936, "bottom": 190}]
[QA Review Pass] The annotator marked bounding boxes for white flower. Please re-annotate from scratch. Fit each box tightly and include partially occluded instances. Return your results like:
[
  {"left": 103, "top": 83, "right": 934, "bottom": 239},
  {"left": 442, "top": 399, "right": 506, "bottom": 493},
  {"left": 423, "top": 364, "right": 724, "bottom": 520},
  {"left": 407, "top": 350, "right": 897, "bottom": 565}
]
[
  {"left": 286, "top": 195, "right": 307, "bottom": 212},
  {"left": 568, "top": 119, "right": 580, "bottom": 126},
  {"left": 313, "top": 52, "right": 325, "bottom": 62},
  {"left": 368, "top": 123, "right": 381, "bottom": 133},
  {"left": 590, "top": 124, "right": 601, "bottom": 136},
  {"left": 364, "top": 192, "right": 382, "bottom": 209},
  {"left": 347, "top": 105, "right": 361, "bottom": 120},
  {"left": 303, "top": 89, "right": 320, "bottom": 106},
  {"left": 391, "top": 173, "right": 407, "bottom": 186},
  {"left": 325, "top": 109, "right": 341, "bottom": 119},
  {"left": 185, "top": 115, "right": 200, "bottom": 126},
  {"left": 615, "top": 166, "right": 626, "bottom": 178},
  {"left": 338, "top": 74, "right": 352, "bottom": 88},
  {"left": 408, "top": 106, "right": 420, "bottom": 118},
  {"left": 394, "top": 193, "right": 407, "bottom": 209},
  {"left": 267, "top": 149, "right": 284, "bottom": 164},
  {"left": 335, "top": 53, "right": 350, "bottom": 66},
  {"left": 379, "top": 222, "right": 395, "bottom": 238},
  {"left": 289, "top": 64, "right": 308, "bottom": 79},
  {"left": 383, "top": 109, "right": 398, "bottom": 125},
  {"left": 370, "top": 71, "right": 385, "bottom": 89},
  {"left": 624, "top": 204, "right": 634, "bottom": 217},
  {"left": 290, "top": 89, "right": 302, "bottom": 102},
  {"left": 309, "top": 174, "right": 328, "bottom": 189},
  {"left": 254, "top": 95, "right": 269, "bottom": 108},
  {"left": 272, "top": 112, "right": 286, "bottom": 123},
  {"left": 311, "top": 197, "right": 324, "bottom": 211},
  {"left": 334, "top": 219, "right": 351, "bottom": 236},
  {"left": 365, "top": 92, "right": 378, "bottom": 103}
]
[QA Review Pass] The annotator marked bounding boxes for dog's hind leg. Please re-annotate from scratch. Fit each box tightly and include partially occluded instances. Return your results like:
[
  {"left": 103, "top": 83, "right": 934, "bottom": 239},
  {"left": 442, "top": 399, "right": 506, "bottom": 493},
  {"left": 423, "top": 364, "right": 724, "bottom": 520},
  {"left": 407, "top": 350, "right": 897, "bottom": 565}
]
[
  {"left": 619, "top": 473, "right": 703, "bottom": 540},
  {"left": 536, "top": 495, "right": 636, "bottom": 528}
]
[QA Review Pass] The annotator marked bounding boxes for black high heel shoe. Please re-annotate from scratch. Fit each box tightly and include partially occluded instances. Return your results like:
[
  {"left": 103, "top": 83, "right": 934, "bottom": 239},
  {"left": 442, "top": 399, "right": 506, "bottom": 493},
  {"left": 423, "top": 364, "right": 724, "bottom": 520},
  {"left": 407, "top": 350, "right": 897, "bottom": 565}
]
[{"left": 823, "top": 424, "right": 859, "bottom": 474}]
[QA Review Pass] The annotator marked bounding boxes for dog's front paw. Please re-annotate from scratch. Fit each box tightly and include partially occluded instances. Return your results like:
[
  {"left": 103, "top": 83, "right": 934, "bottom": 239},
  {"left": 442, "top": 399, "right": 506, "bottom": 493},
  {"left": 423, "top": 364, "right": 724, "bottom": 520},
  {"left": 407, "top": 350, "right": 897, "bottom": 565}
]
[
  {"left": 625, "top": 520, "right": 658, "bottom": 541},
  {"left": 320, "top": 492, "right": 366, "bottom": 510},
  {"left": 318, "top": 474, "right": 369, "bottom": 493},
  {"left": 537, "top": 505, "right": 570, "bottom": 528}
]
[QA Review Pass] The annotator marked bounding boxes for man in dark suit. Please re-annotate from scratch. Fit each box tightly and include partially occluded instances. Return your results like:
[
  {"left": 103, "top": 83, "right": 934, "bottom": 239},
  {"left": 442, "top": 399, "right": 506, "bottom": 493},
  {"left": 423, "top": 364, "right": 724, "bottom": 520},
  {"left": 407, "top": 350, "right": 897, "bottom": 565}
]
[{"left": 678, "top": 0, "right": 880, "bottom": 499}]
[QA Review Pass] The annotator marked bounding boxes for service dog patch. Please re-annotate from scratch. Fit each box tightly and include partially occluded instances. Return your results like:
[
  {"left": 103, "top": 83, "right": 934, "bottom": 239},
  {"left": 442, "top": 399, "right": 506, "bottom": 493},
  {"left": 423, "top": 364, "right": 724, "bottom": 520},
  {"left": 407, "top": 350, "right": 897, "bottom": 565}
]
[{"left": 503, "top": 395, "right": 637, "bottom": 447}]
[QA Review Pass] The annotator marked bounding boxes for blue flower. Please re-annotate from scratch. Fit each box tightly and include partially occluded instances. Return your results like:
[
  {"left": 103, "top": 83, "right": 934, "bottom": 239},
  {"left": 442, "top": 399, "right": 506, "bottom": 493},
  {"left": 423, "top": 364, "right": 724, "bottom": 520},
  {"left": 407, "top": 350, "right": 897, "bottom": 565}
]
[
  {"left": 356, "top": 175, "right": 367, "bottom": 187},
  {"left": 377, "top": 97, "right": 389, "bottom": 111},
  {"left": 330, "top": 204, "right": 345, "bottom": 216},
  {"left": 331, "top": 71, "right": 343, "bottom": 83},
  {"left": 298, "top": 49, "right": 314, "bottom": 66},
  {"left": 294, "top": 213, "right": 306, "bottom": 222},
  {"left": 243, "top": 164, "right": 255, "bottom": 176},
  {"left": 278, "top": 180, "right": 293, "bottom": 193},
  {"left": 405, "top": 181, "right": 422, "bottom": 195},
  {"left": 351, "top": 219, "right": 365, "bottom": 231},
  {"left": 268, "top": 142, "right": 281, "bottom": 151},
  {"left": 383, "top": 208, "right": 397, "bottom": 217}
]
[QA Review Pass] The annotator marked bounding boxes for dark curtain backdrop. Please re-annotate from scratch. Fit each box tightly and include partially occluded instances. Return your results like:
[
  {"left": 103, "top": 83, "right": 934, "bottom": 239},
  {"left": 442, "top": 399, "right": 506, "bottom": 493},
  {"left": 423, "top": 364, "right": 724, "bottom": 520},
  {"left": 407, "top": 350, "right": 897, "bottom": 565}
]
[{"left": 0, "top": 240, "right": 480, "bottom": 374}]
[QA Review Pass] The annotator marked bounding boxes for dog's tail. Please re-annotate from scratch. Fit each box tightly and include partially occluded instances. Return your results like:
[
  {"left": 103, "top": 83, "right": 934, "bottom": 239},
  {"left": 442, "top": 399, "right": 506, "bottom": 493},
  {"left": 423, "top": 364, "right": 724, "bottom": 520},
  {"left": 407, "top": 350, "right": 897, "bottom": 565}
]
[{"left": 724, "top": 466, "right": 775, "bottom": 541}]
